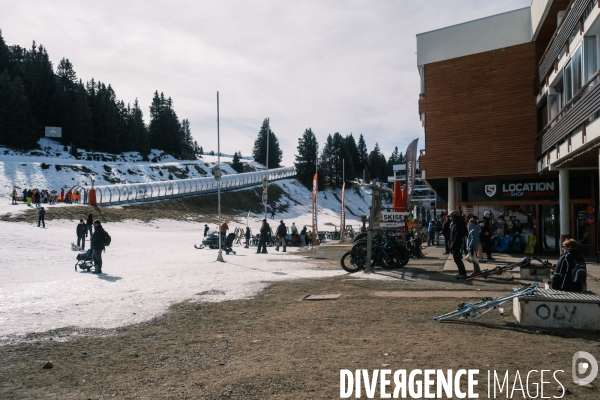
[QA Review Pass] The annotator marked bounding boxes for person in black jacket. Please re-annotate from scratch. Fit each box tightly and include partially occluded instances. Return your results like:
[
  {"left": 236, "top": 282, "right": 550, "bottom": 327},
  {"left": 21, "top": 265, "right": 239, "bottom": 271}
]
[
  {"left": 257, "top": 219, "right": 270, "bottom": 254},
  {"left": 204, "top": 224, "right": 210, "bottom": 237},
  {"left": 552, "top": 239, "right": 586, "bottom": 291},
  {"left": 244, "top": 227, "right": 251, "bottom": 248},
  {"left": 449, "top": 210, "right": 468, "bottom": 279},
  {"left": 90, "top": 220, "right": 106, "bottom": 274},
  {"left": 76, "top": 219, "right": 87, "bottom": 250},
  {"left": 441, "top": 216, "right": 451, "bottom": 254},
  {"left": 86, "top": 213, "right": 94, "bottom": 239},
  {"left": 300, "top": 226, "right": 307, "bottom": 247},
  {"left": 275, "top": 220, "right": 287, "bottom": 252},
  {"left": 479, "top": 211, "right": 495, "bottom": 261}
]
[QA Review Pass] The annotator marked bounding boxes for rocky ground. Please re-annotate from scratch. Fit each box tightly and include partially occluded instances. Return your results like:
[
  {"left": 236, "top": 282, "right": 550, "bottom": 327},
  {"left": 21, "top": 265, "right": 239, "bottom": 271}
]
[{"left": 1, "top": 238, "right": 599, "bottom": 399}]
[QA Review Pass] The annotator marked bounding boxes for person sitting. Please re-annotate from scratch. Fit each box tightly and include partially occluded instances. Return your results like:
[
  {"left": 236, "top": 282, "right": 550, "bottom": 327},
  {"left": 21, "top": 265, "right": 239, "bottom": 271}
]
[{"left": 552, "top": 239, "right": 586, "bottom": 292}]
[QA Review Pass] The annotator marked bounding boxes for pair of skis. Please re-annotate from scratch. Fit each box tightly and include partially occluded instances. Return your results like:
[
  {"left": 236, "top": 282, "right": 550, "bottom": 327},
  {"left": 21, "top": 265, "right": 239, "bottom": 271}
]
[
  {"left": 433, "top": 283, "right": 538, "bottom": 322},
  {"left": 465, "top": 256, "right": 552, "bottom": 281}
]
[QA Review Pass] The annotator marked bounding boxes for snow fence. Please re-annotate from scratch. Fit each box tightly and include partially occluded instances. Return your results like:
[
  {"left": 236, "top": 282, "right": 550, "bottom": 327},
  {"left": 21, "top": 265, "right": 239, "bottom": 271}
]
[{"left": 73, "top": 166, "right": 296, "bottom": 205}]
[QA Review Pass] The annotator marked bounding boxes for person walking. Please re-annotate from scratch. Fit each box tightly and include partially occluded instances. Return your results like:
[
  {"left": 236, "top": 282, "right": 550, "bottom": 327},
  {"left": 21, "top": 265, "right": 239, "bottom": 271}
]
[
  {"left": 11, "top": 188, "right": 17, "bottom": 205},
  {"left": 300, "top": 226, "right": 307, "bottom": 247},
  {"left": 90, "top": 220, "right": 106, "bottom": 274},
  {"left": 479, "top": 211, "right": 495, "bottom": 261},
  {"left": 76, "top": 219, "right": 87, "bottom": 250},
  {"left": 435, "top": 218, "right": 442, "bottom": 246},
  {"left": 245, "top": 227, "right": 251, "bottom": 248},
  {"left": 86, "top": 213, "right": 94, "bottom": 238},
  {"left": 275, "top": 220, "right": 287, "bottom": 252},
  {"left": 204, "top": 224, "right": 209, "bottom": 237},
  {"left": 441, "top": 215, "right": 451, "bottom": 254},
  {"left": 449, "top": 210, "right": 468, "bottom": 279},
  {"left": 466, "top": 218, "right": 482, "bottom": 275},
  {"left": 256, "top": 219, "right": 270, "bottom": 254},
  {"left": 220, "top": 220, "right": 229, "bottom": 245},
  {"left": 37, "top": 207, "right": 46, "bottom": 228},
  {"left": 552, "top": 239, "right": 587, "bottom": 291},
  {"left": 427, "top": 218, "right": 436, "bottom": 246}
]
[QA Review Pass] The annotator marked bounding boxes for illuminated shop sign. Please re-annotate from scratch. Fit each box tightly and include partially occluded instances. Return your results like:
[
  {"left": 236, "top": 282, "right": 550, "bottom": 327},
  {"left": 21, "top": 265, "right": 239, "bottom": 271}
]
[{"left": 461, "top": 179, "right": 559, "bottom": 202}]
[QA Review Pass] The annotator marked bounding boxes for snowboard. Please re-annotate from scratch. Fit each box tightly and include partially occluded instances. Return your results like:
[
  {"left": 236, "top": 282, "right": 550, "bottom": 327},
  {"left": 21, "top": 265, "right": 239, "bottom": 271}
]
[
  {"left": 497, "top": 236, "right": 511, "bottom": 253},
  {"left": 525, "top": 234, "right": 537, "bottom": 254}
]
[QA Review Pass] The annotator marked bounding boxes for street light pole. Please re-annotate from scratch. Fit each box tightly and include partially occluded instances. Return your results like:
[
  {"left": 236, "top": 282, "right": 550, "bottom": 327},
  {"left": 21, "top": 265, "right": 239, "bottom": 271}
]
[
  {"left": 264, "top": 118, "right": 270, "bottom": 219},
  {"left": 216, "top": 91, "right": 224, "bottom": 262}
]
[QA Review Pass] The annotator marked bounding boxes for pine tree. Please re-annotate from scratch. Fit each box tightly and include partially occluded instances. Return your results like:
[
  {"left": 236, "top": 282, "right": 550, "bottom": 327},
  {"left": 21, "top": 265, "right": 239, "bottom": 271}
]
[
  {"left": 231, "top": 151, "right": 244, "bottom": 173},
  {"left": 368, "top": 143, "right": 382, "bottom": 183},
  {"left": 0, "top": 72, "right": 38, "bottom": 149},
  {"left": 0, "top": 29, "right": 9, "bottom": 74},
  {"left": 294, "top": 128, "right": 319, "bottom": 187},
  {"left": 252, "top": 118, "right": 283, "bottom": 168},
  {"left": 345, "top": 133, "right": 360, "bottom": 179},
  {"left": 68, "top": 81, "right": 93, "bottom": 151},
  {"left": 357, "top": 134, "right": 368, "bottom": 173}
]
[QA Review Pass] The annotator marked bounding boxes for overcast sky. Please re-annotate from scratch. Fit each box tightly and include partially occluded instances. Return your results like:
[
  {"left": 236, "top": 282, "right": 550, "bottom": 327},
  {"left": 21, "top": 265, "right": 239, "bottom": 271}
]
[{"left": 2, "top": 0, "right": 530, "bottom": 165}]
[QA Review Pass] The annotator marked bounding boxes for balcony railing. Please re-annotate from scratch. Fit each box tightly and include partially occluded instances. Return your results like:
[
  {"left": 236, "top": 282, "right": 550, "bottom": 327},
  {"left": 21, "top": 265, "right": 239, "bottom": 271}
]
[
  {"left": 534, "top": 0, "right": 593, "bottom": 94},
  {"left": 535, "top": 69, "right": 600, "bottom": 158}
]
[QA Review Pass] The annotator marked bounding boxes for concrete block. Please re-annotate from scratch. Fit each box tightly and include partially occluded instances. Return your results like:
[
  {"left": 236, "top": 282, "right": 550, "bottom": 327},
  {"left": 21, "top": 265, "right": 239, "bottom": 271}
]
[{"left": 513, "top": 289, "right": 600, "bottom": 330}]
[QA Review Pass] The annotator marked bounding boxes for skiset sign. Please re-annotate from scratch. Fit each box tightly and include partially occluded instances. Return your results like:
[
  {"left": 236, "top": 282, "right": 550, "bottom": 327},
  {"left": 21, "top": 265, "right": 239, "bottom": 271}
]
[{"left": 463, "top": 179, "right": 559, "bottom": 202}]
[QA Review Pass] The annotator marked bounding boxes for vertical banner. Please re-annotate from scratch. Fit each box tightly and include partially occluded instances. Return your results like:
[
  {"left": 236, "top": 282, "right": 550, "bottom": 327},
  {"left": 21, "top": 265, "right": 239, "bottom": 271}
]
[
  {"left": 312, "top": 173, "right": 320, "bottom": 245},
  {"left": 405, "top": 138, "right": 419, "bottom": 209},
  {"left": 340, "top": 182, "right": 346, "bottom": 242}
]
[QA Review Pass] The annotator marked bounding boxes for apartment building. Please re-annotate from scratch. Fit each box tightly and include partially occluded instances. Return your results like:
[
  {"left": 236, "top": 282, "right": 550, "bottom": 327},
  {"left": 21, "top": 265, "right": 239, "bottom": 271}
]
[{"left": 417, "top": 0, "right": 599, "bottom": 255}]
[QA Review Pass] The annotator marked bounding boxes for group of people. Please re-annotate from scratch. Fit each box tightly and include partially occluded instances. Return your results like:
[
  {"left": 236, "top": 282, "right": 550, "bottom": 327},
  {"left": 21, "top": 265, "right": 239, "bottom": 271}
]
[
  {"left": 11, "top": 187, "right": 83, "bottom": 206},
  {"left": 439, "top": 210, "right": 587, "bottom": 290},
  {"left": 203, "top": 219, "right": 314, "bottom": 253}
]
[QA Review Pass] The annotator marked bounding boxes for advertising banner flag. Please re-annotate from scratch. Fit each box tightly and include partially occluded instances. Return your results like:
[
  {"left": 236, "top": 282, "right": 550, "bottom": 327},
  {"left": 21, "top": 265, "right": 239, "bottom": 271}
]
[
  {"left": 312, "top": 173, "right": 320, "bottom": 245},
  {"left": 405, "top": 138, "right": 419, "bottom": 208},
  {"left": 340, "top": 182, "right": 346, "bottom": 242}
]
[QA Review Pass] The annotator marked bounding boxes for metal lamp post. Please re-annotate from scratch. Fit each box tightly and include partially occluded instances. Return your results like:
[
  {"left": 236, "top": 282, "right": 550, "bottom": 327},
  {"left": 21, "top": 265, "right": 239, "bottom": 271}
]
[
  {"left": 216, "top": 91, "right": 224, "bottom": 262},
  {"left": 263, "top": 118, "right": 270, "bottom": 219}
]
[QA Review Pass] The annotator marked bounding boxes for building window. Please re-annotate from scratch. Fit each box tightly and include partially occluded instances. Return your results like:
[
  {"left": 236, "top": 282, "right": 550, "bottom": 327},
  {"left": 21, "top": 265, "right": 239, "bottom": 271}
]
[
  {"left": 564, "top": 60, "right": 572, "bottom": 102},
  {"left": 563, "top": 45, "right": 583, "bottom": 103},
  {"left": 584, "top": 36, "right": 597, "bottom": 82}
]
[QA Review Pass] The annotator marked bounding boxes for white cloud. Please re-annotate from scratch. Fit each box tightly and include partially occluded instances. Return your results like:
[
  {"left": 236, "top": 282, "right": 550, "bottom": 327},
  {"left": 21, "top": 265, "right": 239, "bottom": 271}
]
[{"left": 1, "top": 0, "right": 530, "bottom": 165}]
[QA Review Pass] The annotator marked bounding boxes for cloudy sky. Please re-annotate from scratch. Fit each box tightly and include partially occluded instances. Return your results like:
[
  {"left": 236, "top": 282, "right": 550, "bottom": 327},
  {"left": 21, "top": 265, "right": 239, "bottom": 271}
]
[{"left": 2, "top": 0, "right": 529, "bottom": 165}]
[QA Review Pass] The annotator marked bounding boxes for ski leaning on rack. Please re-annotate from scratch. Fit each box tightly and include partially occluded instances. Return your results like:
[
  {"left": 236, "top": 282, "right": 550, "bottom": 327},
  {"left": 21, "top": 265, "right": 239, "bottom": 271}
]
[
  {"left": 433, "top": 284, "right": 538, "bottom": 322},
  {"left": 465, "top": 256, "right": 552, "bottom": 281}
]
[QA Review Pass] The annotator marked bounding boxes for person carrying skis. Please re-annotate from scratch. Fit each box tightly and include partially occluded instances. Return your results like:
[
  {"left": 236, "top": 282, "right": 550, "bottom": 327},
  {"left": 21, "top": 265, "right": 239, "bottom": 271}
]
[
  {"left": 37, "top": 207, "right": 46, "bottom": 228},
  {"left": 449, "top": 210, "right": 468, "bottom": 279},
  {"left": 76, "top": 219, "right": 87, "bottom": 250},
  {"left": 275, "top": 220, "right": 287, "bottom": 252}
]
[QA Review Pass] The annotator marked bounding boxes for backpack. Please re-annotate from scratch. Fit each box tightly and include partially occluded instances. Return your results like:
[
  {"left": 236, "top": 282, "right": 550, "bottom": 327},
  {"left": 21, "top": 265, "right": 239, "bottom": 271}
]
[
  {"left": 103, "top": 230, "right": 112, "bottom": 246},
  {"left": 491, "top": 236, "right": 502, "bottom": 252},
  {"left": 570, "top": 259, "right": 587, "bottom": 284}
]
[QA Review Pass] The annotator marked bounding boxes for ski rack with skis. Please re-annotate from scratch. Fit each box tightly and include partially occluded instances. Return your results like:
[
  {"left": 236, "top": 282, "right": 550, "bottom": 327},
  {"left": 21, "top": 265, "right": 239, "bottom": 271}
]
[
  {"left": 433, "top": 284, "right": 538, "bottom": 322},
  {"left": 465, "top": 256, "right": 552, "bottom": 281}
]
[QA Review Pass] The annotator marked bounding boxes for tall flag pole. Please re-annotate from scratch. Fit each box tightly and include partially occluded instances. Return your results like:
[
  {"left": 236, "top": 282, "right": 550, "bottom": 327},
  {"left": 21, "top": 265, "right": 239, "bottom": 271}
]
[
  {"left": 340, "top": 182, "right": 346, "bottom": 243},
  {"left": 405, "top": 138, "right": 419, "bottom": 210}
]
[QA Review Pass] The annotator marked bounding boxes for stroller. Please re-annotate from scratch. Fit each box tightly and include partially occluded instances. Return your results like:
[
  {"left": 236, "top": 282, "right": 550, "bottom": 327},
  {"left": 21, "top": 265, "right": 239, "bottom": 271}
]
[
  {"left": 75, "top": 249, "right": 96, "bottom": 272},
  {"left": 223, "top": 232, "right": 237, "bottom": 255}
]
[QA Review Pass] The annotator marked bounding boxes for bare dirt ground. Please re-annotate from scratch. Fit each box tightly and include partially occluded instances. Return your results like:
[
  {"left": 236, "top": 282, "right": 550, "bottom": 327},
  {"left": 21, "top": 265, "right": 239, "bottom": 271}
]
[
  {"left": 1, "top": 242, "right": 599, "bottom": 399},
  {"left": 1, "top": 197, "right": 600, "bottom": 399}
]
